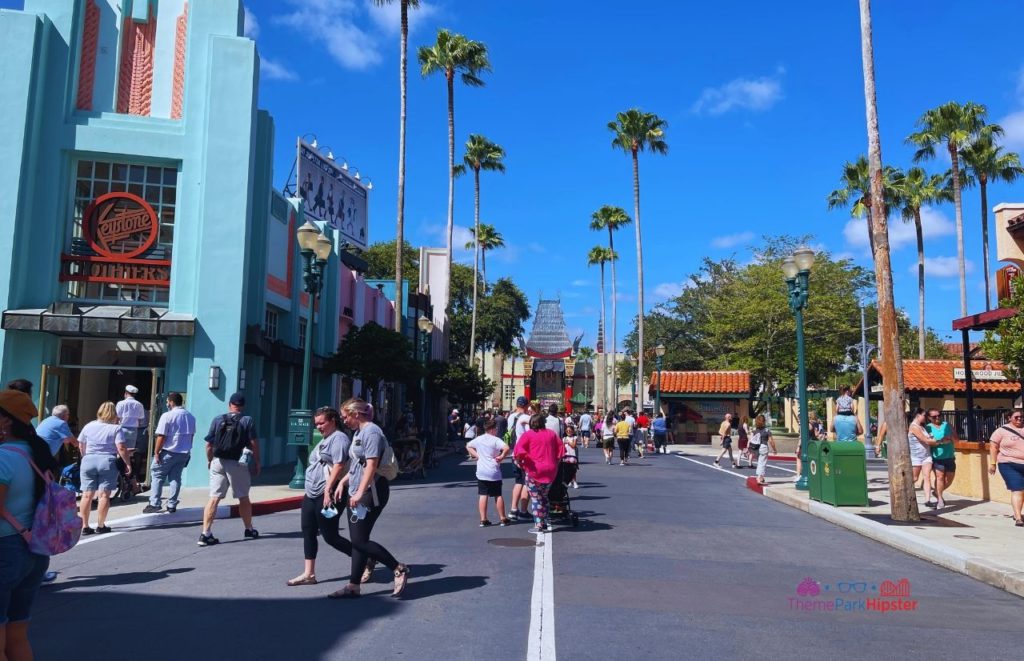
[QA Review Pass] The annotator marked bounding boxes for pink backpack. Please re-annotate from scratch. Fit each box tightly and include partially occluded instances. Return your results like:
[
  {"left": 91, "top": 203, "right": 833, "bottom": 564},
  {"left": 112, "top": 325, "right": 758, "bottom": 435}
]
[{"left": 0, "top": 445, "right": 81, "bottom": 555}]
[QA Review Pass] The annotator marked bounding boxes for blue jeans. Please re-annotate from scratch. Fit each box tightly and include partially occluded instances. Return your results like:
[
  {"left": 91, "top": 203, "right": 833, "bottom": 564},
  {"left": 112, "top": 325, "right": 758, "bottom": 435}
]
[
  {"left": 0, "top": 535, "right": 48, "bottom": 624},
  {"left": 149, "top": 450, "right": 190, "bottom": 508}
]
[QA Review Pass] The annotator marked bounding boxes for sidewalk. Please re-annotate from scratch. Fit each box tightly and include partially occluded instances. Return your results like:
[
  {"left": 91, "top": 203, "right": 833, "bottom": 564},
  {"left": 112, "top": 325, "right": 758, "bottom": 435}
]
[{"left": 676, "top": 442, "right": 1024, "bottom": 597}]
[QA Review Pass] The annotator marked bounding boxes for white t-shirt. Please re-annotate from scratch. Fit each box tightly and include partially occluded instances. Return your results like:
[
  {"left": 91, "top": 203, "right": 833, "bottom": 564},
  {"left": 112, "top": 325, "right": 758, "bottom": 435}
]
[
  {"left": 463, "top": 423, "right": 477, "bottom": 440},
  {"left": 509, "top": 411, "right": 530, "bottom": 441},
  {"left": 467, "top": 434, "right": 507, "bottom": 481},
  {"left": 563, "top": 435, "right": 578, "bottom": 458},
  {"left": 545, "top": 415, "right": 562, "bottom": 436},
  {"left": 625, "top": 415, "right": 637, "bottom": 434},
  {"left": 116, "top": 397, "right": 145, "bottom": 428},
  {"left": 579, "top": 413, "right": 593, "bottom": 432}
]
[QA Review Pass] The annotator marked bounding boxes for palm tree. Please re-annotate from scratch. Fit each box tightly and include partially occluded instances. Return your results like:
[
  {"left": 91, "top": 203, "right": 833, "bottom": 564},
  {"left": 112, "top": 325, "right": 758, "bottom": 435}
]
[
  {"left": 908, "top": 101, "right": 999, "bottom": 316},
  {"left": 577, "top": 346, "right": 596, "bottom": 408},
  {"left": 608, "top": 109, "right": 668, "bottom": 405},
  {"left": 465, "top": 223, "right": 505, "bottom": 287},
  {"left": 418, "top": 30, "right": 490, "bottom": 324},
  {"left": 372, "top": 0, "right": 420, "bottom": 333},
  {"left": 827, "top": 156, "right": 903, "bottom": 256},
  {"left": 455, "top": 134, "right": 506, "bottom": 365},
  {"left": 589, "top": 207, "right": 630, "bottom": 408},
  {"left": 859, "top": 0, "right": 916, "bottom": 521},
  {"left": 587, "top": 245, "right": 616, "bottom": 411},
  {"left": 895, "top": 167, "right": 954, "bottom": 358},
  {"left": 960, "top": 134, "right": 1024, "bottom": 310}
]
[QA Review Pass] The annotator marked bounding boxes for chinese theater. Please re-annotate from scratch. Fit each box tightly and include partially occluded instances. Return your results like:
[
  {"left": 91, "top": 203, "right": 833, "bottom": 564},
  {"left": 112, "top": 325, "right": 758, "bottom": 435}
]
[{"left": 523, "top": 299, "right": 579, "bottom": 411}]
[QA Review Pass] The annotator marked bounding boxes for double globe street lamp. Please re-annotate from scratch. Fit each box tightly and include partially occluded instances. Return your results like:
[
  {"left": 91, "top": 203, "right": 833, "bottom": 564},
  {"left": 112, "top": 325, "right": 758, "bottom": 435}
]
[
  {"left": 654, "top": 343, "right": 666, "bottom": 417},
  {"left": 417, "top": 315, "right": 434, "bottom": 431},
  {"left": 782, "top": 247, "right": 815, "bottom": 492}
]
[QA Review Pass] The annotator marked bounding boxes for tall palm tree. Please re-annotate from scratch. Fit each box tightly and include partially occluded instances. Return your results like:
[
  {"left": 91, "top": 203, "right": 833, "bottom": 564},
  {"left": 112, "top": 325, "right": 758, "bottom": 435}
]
[
  {"left": 587, "top": 245, "right": 616, "bottom": 411},
  {"left": 465, "top": 223, "right": 505, "bottom": 287},
  {"left": 960, "top": 134, "right": 1024, "bottom": 310},
  {"left": 908, "top": 101, "right": 998, "bottom": 316},
  {"left": 372, "top": 0, "right": 420, "bottom": 333},
  {"left": 859, "top": 0, "right": 916, "bottom": 521},
  {"left": 895, "top": 167, "right": 954, "bottom": 358},
  {"left": 418, "top": 30, "right": 490, "bottom": 324},
  {"left": 608, "top": 109, "right": 668, "bottom": 405},
  {"left": 589, "top": 207, "right": 630, "bottom": 408},
  {"left": 827, "top": 156, "right": 902, "bottom": 256},
  {"left": 455, "top": 134, "right": 505, "bottom": 365}
]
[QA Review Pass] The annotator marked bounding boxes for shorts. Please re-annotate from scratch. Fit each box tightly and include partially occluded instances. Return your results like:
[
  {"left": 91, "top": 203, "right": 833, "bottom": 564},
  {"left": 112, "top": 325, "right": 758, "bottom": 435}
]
[
  {"left": 931, "top": 457, "right": 956, "bottom": 472},
  {"left": 998, "top": 462, "right": 1024, "bottom": 492},
  {"left": 910, "top": 446, "right": 932, "bottom": 468},
  {"left": 601, "top": 438, "right": 615, "bottom": 450},
  {"left": 581, "top": 430, "right": 591, "bottom": 439},
  {"left": 477, "top": 479, "right": 502, "bottom": 497},
  {"left": 721, "top": 436, "right": 732, "bottom": 448},
  {"left": 209, "top": 457, "right": 251, "bottom": 499},
  {"left": 120, "top": 427, "right": 141, "bottom": 450},
  {"left": 513, "top": 465, "right": 525, "bottom": 485},
  {"left": 81, "top": 453, "right": 118, "bottom": 492},
  {"left": 0, "top": 534, "right": 49, "bottom": 624}
]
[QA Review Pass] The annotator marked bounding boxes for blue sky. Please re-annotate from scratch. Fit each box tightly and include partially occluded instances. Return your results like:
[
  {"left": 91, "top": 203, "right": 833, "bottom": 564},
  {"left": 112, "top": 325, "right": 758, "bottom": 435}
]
[{"left": 10, "top": 0, "right": 1024, "bottom": 350}]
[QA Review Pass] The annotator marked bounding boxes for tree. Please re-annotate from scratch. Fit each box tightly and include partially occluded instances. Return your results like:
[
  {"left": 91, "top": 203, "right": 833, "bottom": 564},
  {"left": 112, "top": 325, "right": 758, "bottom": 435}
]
[
  {"left": 326, "top": 321, "right": 420, "bottom": 402},
  {"left": 476, "top": 277, "right": 530, "bottom": 357},
  {"left": 608, "top": 108, "right": 669, "bottom": 409},
  {"left": 577, "top": 346, "right": 596, "bottom": 407},
  {"left": 372, "top": 0, "right": 420, "bottom": 333},
  {"left": 455, "top": 134, "right": 506, "bottom": 365},
  {"left": 361, "top": 239, "right": 419, "bottom": 280},
  {"left": 894, "top": 167, "right": 953, "bottom": 358},
  {"left": 446, "top": 262, "right": 477, "bottom": 361},
  {"left": 827, "top": 156, "right": 903, "bottom": 256},
  {"left": 465, "top": 222, "right": 505, "bottom": 286},
  {"left": 908, "top": 101, "right": 998, "bottom": 316},
  {"left": 980, "top": 276, "right": 1024, "bottom": 386},
  {"left": 960, "top": 133, "right": 1024, "bottom": 310},
  {"left": 587, "top": 245, "right": 616, "bottom": 410},
  {"left": 895, "top": 310, "right": 951, "bottom": 360},
  {"left": 428, "top": 360, "right": 494, "bottom": 409},
  {"left": 589, "top": 205, "right": 631, "bottom": 408},
  {"left": 418, "top": 30, "right": 491, "bottom": 325},
  {"left": 860, "top": 0, "right": 915, "bottom": 521}
]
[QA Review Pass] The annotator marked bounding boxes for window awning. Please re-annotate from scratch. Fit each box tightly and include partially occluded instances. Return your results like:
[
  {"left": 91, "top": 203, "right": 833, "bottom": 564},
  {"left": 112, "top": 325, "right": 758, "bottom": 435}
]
[{"left": 2, "top": 304, "right": 195, "bottom": 339}]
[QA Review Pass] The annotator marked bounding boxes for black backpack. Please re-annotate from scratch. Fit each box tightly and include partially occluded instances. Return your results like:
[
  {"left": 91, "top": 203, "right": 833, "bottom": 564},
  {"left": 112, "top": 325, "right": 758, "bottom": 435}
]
[{"left": 211, "top": 413, "right": 248, "bottom": 460}]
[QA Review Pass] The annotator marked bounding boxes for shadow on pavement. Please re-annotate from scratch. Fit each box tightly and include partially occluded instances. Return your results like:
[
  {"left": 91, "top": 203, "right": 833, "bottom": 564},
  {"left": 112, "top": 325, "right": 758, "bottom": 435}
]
[{"left": 44, "top": 567, "right": 195, "bottom": 591}]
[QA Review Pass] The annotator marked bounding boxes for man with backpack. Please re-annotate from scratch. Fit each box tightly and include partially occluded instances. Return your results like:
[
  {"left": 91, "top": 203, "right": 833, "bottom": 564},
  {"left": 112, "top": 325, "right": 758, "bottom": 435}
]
[
  {"left": 198, "top": 392, "right": 260, "bottom": 547},
  {"left": 506, "top": 396, "right": 531, "bottom": 521}
]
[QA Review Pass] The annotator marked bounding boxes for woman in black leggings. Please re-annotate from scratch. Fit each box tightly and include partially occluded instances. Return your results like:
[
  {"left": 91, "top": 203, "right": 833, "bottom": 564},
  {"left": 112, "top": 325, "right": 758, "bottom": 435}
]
[
  {"left": 615, "top": 413, "right": 632, "bottom": 465},
  {"left": 328, "top": 398, "right": 410, "bottom": 599},
  {"left": 288, "top": 407, "right": 352, "bottom": 587}
]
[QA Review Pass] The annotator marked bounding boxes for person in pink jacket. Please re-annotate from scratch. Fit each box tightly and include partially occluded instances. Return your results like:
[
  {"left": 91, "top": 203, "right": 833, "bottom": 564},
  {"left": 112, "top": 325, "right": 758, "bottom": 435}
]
[{"left": 513, "top": 413, "right": 565, "bottom": 534}]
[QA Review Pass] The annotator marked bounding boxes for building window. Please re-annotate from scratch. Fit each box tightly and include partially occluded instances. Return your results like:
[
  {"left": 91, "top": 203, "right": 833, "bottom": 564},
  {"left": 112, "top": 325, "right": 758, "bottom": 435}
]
[
  {"left": 265, "top": 307, "right": 279, "bottom": 341},
  {"left": 65, "top": 160, "right": 177, "bottom": 304},
  {"left": 298, "top": 317, "right": 307, "bottom": 349}
]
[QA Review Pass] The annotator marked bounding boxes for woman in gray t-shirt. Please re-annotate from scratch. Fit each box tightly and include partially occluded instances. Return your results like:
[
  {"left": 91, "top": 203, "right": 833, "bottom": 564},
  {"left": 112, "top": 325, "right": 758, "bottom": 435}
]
[
  {"left": 327, "top": 398, "right": 410, "bottom": 599},
  {"left": 287, "top": 407, "right": 352, "bottom": 587}
]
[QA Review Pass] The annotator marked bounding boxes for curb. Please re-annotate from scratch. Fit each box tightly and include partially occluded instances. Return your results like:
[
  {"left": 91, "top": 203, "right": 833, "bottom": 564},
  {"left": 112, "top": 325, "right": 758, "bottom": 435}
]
[
  {"left": 232, "top": 496, "right": 303, "bottom": 518},
  {"left": 757, "top": 483, "right": 1024, "bottom": 599}
]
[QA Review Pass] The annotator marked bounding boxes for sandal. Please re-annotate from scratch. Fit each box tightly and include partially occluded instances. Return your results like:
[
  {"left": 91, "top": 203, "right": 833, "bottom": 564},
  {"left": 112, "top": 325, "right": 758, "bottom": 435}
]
[
  {"left": 327, "top": 585, "right": 361, "bottom": 599},
  {"left": 360, "top": 559, "right": 377, "bottom": 584},
  {"left": 1014, "top": 518, "right": 1024, "bottom": 527},
  {"left": 392, "top": 564, "right": 410, "bottom": 598},
  {"left": 286, "top": 574, "right": 317, "bottom": 586}
]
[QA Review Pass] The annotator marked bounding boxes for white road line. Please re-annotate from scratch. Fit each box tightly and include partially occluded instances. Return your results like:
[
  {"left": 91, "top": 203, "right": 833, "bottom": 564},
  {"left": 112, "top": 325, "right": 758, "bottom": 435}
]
[
  {"left": 527, "top": 532, "right": 556, "bottom": 661},
  {"left": 673, "top": 455, "right": 748, "bottom": 480},
  {"left": 74, "top": 505, "right": 230, "bottom": 546}
]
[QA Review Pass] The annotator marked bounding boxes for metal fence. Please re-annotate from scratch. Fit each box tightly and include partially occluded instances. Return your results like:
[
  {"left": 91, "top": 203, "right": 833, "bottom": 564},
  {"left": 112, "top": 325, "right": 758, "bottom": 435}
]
[{"left": 935, "top": 408, "right": 1012, "bottom": 442}]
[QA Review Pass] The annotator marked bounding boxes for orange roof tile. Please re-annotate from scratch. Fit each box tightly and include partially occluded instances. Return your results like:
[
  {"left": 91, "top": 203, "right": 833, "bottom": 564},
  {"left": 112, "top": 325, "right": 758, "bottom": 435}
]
[
  {"left": 651, "top": 370, "right": 750, "bottom": 395},
  {"left": 863, "top": 359, "right": 1021, "bottom": 394}
]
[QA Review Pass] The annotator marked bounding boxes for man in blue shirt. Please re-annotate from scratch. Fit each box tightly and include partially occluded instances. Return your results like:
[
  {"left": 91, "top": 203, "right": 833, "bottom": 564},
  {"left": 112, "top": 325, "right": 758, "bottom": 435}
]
[
  {"left": 36, "top": 405, "right": 77, "bottom": 457},
  {"left": 143, "top": 392, "right": 196, "bottom": 514}
]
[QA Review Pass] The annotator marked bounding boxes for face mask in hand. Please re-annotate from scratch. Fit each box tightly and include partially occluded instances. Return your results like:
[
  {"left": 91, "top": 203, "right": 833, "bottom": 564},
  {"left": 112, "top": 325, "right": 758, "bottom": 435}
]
[{"left": 350, "top": 503, "right": 368, "bottom": 523}]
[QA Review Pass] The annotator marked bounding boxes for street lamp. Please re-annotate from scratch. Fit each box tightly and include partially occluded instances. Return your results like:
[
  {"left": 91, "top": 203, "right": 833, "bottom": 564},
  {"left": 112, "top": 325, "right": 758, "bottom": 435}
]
[
  {"left": 629, "top": 356, "right": 638, "bottom": 411},
  {"left": 783, "top": 247, "right": 815, "bottom": 491},
  {"left": 654, "top": 343, "right": 666, "bottom": 418},
  {"left": 289, "top": 216, "right": 332, "bottom": 489},
  {"left": 417, "top": 315, "right": 434, "bottom": 431}
]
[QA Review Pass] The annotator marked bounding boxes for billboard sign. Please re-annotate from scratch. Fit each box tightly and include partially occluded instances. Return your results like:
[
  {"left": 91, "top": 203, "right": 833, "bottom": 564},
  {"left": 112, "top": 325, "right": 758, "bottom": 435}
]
[{"left": 296, "top": 139, "right": 369, "bottom": 250}]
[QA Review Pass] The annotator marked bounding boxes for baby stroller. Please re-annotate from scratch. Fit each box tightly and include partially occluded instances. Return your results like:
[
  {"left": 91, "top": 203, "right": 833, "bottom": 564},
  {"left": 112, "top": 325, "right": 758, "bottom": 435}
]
[
  {"left": 59, "top": 462, "right": 81, "bottom": 494},
  {"left": 547, "top": 456, "right": 580, "bottom": 528}
]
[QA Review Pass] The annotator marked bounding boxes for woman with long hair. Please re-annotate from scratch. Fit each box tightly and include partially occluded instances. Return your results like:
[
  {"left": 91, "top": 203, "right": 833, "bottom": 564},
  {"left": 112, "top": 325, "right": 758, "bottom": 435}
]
[
  {"left": 328, "top": 398, "right": 409, "bottom": 599},
  {"left": 601, "top": 411, "right": 616, "bottom": 465},
  {"left": 513, "top": 413, "right": 565, "bottom": 533},
  {"left": 907, "top": 408, "right": 936, "bottom": 506},
  {"left": 78, "top": 401, "right": 132, "bottom": 534}
]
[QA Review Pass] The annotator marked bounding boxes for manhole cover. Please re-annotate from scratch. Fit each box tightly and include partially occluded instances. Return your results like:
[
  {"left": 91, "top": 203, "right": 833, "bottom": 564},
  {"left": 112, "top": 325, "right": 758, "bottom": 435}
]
[
  {"left": 953, "top": 534, "right": 980, "bottom": 539},
  {"left": 488, "top": 538, "right": 540, "bottom": 548}
]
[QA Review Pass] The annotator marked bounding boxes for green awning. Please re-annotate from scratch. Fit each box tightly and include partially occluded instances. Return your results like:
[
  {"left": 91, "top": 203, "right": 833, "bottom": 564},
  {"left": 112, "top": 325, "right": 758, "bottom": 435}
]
[{"left": 569, "top": 392, "right": 590, "bottom": 405}]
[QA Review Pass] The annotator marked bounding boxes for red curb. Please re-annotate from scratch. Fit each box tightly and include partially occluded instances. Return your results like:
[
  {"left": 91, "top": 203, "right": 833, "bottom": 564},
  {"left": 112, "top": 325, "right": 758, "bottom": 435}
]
[
  {"left": 230, "top": 496, "right": 303, "bottom": 518},
  {"left": 745, "top": 476, "right": 764, "bottom": 494},
  {"left": 767, "top": 455, "right": 796, "bottom": 462}
]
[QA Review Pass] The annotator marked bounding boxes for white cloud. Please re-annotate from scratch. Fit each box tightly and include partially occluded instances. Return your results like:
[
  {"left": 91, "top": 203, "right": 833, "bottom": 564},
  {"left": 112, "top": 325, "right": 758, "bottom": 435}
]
[
  {"left": 260, "top": 56, "right": 299, "bottom": 82},
  {"left": 912, "top": 255, "right": 974, "bottom": 278},
  {"left": 997, "top": 110, "right": 1024, "bottom": 152},
  {"left": 842, "top": 205, "right": 955, "bottom": 252},
  {"left": 365, "top": 0, "right": 440, "bottom": 35},
  {"left": 692, "top": 68, "right": 784, "bottom": 116},
  {"left": 614, "top": 292, "right": 635, "bottom": 302},
  {"left": 422, "top": 222, "right": 474, "bottom": 261},
  {"left": 243, "top": 5, "right": 260, "bottom": 38},
  {"left": 652, "top": 282, "right": 687, "bottom": 301},
  {"left": 571, "top": 279, "right": 590, "bottom": 287},
  {"left": 276, "top": 0, "right": 381, "bottom": 70},
  {"left": 710, "top": 231, "right": 754, "bottom": 249}
]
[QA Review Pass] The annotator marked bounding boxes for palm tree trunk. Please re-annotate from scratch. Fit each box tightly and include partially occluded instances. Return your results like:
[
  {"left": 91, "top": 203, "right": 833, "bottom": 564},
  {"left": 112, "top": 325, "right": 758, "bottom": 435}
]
[
  {"left": 632, "top": 150, "right": 645, "bottom": 411},
  {"left": 859, "top": 0, "right": 916, "bottom": 521},
  {"left": 481, "top": 249, "right": 487, "bottom": 290},
  {"left": 600, "top": 262, "right": 609, "bottom": 411},
  {"left": 915, "top": 209, "right": 925, "bottom": 359},
  {"left": 469, "top": 167, "right": 481, "bottom": 365},
  {"left": 950, "top": 143, "right": 967, "bottom": 316},
  {"left": 393, "top": 0, "right": 408, "bottom": 334},
  {"left": 981, "top": 175, "right": 991, "bottom": 311},
  {"left": 609, "top": 228, "right": 618, "bottom": 410},
  {"left": 444, "top": 71, "right": 456, "bottom": 327}
]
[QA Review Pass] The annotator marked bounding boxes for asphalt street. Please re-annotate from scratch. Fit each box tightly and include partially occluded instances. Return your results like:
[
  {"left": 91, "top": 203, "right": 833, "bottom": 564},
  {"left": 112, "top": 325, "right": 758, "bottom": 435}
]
[{"left": 32, "top": 446, "right": 1023, "bottom": 660}]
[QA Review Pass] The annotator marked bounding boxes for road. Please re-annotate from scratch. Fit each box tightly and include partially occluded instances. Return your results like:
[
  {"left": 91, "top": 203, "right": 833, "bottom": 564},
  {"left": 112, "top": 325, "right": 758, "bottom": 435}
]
[{"left": 33, "top": 447, "right": 1022, "bottom": 660}]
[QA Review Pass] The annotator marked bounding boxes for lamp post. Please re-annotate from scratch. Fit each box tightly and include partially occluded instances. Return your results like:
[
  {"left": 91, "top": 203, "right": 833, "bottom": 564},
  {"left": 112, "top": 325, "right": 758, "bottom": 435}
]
[
  {"left": 654, "top": 343, "right": 666, "bottom": 417},
  {"left": 417, "top": 315, "right": 434, "bottom": 431},
  {"left": 288, "top": 217, "right": 333, "bottom": 489},
  {"left": 783, "top": 247, "right": 815, "bottom": 491},
  {"left": 629, "top": 356, "right": 638, "bottom": 411}
]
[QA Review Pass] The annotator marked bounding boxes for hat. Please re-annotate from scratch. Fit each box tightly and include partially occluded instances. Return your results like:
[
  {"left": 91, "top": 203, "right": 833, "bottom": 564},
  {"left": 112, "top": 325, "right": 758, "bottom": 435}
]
[
  {"left": 0, "top": 390, "right": 38, "bottom": 424},
  {"left": 229, "top": 392, "right": 246, "bottom": 407},
  {"left": 452, "top": 409, "right": 459, "bottom": 414},
  {"left": 125, "top": 385, "right": 139, "bottom": 394},
  {"left": 516, "top": 396, "right": 529, "bottom": 407}
]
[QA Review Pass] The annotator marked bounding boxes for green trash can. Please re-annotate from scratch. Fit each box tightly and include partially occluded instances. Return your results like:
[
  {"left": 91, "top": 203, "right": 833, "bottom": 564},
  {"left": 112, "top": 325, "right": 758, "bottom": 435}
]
[
  {"left": 820, "top": 441, "right": 869, "bottom": 506},
  {"left": 807, "top": 440, "right": 824, "bottom": 502}
]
